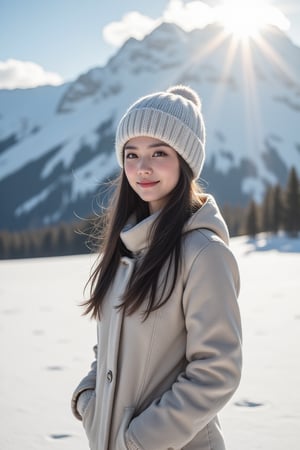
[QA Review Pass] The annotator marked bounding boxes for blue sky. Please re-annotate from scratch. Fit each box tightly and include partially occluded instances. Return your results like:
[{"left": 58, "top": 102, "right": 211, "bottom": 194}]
[{"left": 1, "top": 0, "right": 300, "bottom": 88}]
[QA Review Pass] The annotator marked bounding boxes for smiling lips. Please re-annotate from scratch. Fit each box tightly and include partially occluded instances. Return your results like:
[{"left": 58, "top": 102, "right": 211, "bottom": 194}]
[{"left": 137, "top": 181, "right": 160, "bottom": 188}]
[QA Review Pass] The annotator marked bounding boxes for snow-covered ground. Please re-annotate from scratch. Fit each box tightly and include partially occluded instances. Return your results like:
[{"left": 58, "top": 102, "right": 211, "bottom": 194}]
[{"left": 0, "top": 233, "right": 299, "bottom": 449}]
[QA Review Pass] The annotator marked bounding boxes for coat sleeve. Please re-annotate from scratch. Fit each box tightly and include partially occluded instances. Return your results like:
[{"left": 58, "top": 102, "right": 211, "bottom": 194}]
[
  {"left": 71, "top": 344, "right": 98, "bottom": 420},
  {"left": 126, "top": 241, "right": 242, "bottom": 450}
]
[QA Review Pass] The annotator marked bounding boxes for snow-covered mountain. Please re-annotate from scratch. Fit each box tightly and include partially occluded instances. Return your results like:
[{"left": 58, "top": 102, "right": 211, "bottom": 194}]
[{"left": 0, "top": 23, "right": 299, "bottom": 231}]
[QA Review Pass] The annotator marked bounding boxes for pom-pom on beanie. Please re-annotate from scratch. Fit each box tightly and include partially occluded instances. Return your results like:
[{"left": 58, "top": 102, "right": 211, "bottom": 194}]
[{"left": 115, "top": 85, "right": 206, "bottom": 179}]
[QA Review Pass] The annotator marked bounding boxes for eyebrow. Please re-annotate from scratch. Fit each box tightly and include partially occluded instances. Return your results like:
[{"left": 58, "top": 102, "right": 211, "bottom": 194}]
[{"left": 124, "top": 142, "right": 172, "bottom": 150}]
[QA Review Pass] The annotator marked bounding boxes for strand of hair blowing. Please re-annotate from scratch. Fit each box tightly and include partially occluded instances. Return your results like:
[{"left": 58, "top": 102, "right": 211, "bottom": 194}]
[{"left": 82, "top": 173, "right": 148, "bottom": 319}]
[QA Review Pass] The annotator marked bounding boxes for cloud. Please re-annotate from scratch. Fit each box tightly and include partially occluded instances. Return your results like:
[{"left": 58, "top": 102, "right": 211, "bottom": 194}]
[
  {"left": 163, "top": 0, "right": 214, "bottom": 31},
  {"left": 103, "top": 11, "right": 160, "bottom": 47},
  {"left": 263, "top": 5, "right": 290, "bottom": 31},
  {"left": 102, "top": 1, "right": 213, "bottom": 47},
  {"left": 0, "top": 59, "right": 63, "bottom": 90}
]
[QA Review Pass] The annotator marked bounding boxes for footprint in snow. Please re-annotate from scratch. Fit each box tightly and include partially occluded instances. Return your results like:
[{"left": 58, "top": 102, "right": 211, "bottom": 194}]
[
  {"left": 33, "top": 329, "right": 44, "bottom": 336},
  {"left": 46, "top": 365, "right": 65, "bottom": 371},
  {"left": 2, "top": 308, "right": 21, "bottom": 315},
  {"left": 49, "top": 433, "right": 72, "bottom": 440},
  {"left": 234, "top": 399, "right": 264, "bottom": 408}
]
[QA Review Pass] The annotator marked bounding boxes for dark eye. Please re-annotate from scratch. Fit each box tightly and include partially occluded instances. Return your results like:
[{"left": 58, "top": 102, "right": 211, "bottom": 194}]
[
  {"left": 153, "top": 150, "right": 167, "bottom": 157},
  {"left": 125, "top": 152, "right": 137, "bottom": 159}
]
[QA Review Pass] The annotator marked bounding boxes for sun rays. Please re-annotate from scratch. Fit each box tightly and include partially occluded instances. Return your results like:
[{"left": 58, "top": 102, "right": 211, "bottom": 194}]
[
  {"left": 186, "top": 1, "right": 297, "bottom": 158},
  {"left": 215, "top": 0, "right": 290, "bottom": 40}
]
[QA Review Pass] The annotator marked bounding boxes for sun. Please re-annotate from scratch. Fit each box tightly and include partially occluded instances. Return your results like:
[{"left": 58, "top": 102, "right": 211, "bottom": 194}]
[{"left": 215, "top": 0, "right": 290, "bottom": 39}]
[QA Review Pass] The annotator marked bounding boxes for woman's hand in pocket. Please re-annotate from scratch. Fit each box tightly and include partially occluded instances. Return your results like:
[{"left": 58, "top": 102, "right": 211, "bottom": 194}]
[{"left": 77, "top": 389, "right": 95, "bottom": 419}]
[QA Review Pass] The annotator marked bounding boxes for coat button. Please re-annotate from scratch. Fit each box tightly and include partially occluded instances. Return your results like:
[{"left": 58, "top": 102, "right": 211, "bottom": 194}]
[{"left": 107, "top": 370, "right": 113, "bottom": 383}]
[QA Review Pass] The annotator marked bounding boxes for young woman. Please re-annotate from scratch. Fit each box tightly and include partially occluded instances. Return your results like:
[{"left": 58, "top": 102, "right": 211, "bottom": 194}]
[{"left": 71, "top": 85, "right": 242, "bottom": 450}]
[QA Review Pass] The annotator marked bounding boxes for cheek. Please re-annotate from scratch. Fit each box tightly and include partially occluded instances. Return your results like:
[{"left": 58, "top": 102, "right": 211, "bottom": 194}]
[
  {"left": 166, "top": 160, "right": 180, "bottom": 183},
  {"left": 124, "top": 162, "right": 135, "bottom": 183},
  {"left": 175, "top": 164, "right": 180, "bottom": 183}
]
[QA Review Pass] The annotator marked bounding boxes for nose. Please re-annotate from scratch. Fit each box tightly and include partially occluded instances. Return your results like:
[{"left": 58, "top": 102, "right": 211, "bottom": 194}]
[{"left": 137, "top": 157, "right": 152, "bottom": 174}]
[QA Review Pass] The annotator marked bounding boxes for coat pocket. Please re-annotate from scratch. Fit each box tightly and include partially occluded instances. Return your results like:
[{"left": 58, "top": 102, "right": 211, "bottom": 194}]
[
  {"left": 115, "top": 406, "right": 135, "bottom": 450},
  {"left": 82, "top": 391, "right": 96, "bottom": 440}
]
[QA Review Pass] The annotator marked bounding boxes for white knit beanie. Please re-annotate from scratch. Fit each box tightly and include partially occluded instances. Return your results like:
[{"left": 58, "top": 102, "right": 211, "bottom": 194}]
[{"left": 115, "top": 85, "right": 206, "bottom": 179}]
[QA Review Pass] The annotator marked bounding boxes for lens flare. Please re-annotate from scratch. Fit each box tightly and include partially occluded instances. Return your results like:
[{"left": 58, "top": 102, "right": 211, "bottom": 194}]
[{"left": 215, "top": 0, "right": 290, "bottom": 39}]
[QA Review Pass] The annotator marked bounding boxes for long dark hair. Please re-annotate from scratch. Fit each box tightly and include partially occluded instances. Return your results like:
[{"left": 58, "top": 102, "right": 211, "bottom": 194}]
[{"left": 82, "top": 155, "right": 203, "bottom": 320}]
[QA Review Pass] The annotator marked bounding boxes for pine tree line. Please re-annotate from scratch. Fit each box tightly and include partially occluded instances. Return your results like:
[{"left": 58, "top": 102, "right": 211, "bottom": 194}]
[
  {"left": 0, "top": 220, "right": 97, "bottom": 260},
  {"left": 244, "top": 167, "right": 300, "bottom": 238},
  {"left": 0, "top": 167, "right": 299, "bottom": 260}
]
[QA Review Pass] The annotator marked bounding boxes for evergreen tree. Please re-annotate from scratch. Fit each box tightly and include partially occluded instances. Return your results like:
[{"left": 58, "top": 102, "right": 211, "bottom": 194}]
[
  {"left": 11, "top": 233, "right": 23, "bottom": 258},
  {"left": 246, "top": 200, "right": 258, "bottom": 238},
  {"left": 42, "top": 228, "right": 56, "bottom": 257},
  {"left": 270, "top": 184, "right": 282, "bottom": 234},
  {"left": 261, "top": 186, "right": 272, "bottom": 233},
  {"left": 0, "top": 232, "right": 8, "bottom": 259},
  {"left": 284, "top": 167, "right": 300, "bottom": 237},
  {"left": 56, "top": 225, "right": 69, "bottom": 255},
  {"left": 221, "top": 204, "right": 245, "bottom": 237}
]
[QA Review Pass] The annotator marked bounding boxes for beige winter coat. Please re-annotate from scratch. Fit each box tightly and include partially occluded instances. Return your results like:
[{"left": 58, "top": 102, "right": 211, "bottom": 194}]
[{"left": 72, "top": 195, "right": 242, "bottom": 450}]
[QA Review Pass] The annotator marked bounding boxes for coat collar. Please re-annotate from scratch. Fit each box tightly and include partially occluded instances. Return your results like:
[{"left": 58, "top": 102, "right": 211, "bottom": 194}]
[
  {"left": 120, "top": 211, "right": 160, "bottom": 254},
  {"left": 120, "top": 211, "right": 159, "bottom": 253},
  {"left": 120, "top": 194, "right": 229, "bottom": 254}
]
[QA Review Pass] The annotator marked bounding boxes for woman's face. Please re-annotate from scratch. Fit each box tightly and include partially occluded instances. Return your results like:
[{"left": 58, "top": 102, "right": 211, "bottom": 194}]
[{"left": 124, "top": 136, "right": 180, "bottom": 214}]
